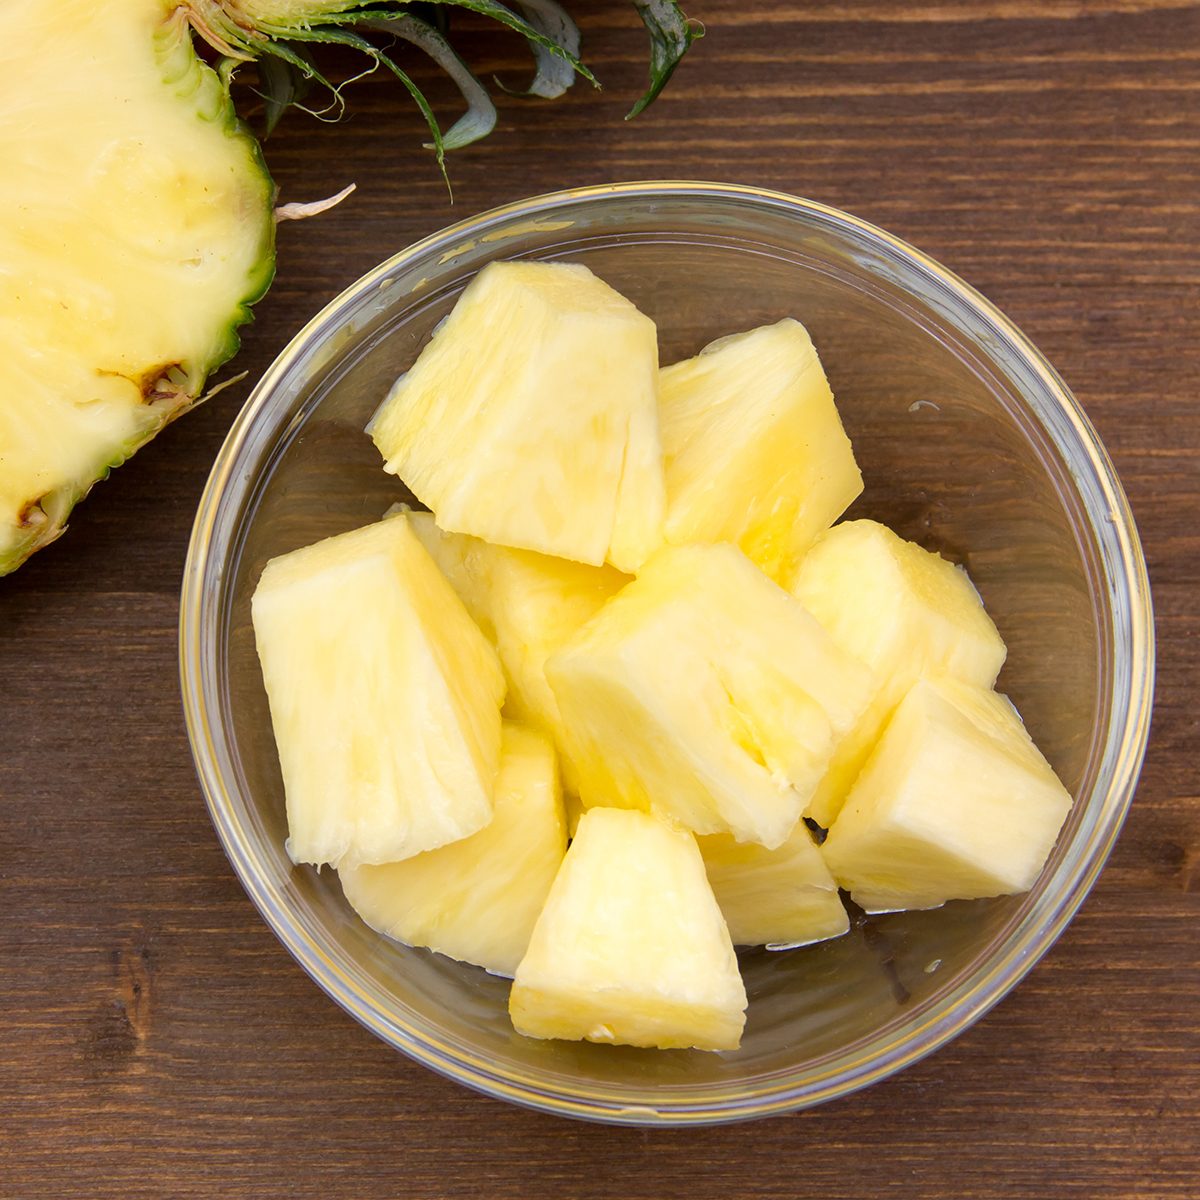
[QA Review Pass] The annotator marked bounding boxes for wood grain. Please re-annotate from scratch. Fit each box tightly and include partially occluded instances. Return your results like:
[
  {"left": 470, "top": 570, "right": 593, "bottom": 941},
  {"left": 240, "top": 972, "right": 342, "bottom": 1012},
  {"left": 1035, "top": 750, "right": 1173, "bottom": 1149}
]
[{"left": 1, "top": 2, "right": 1197, "bottom": 1196}]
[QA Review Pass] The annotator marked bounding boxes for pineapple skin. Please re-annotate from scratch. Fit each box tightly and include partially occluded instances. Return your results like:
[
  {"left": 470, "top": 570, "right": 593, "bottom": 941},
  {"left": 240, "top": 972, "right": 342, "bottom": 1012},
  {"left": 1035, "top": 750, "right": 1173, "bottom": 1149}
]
[
  {"left": 658, "top": 319, "right": 863, "bottom": 585},
  {"left": 546, "top": 542, "right": 874, "bottom": 848},
  {"left": 699, "top": 822, "right": 849, "bottom": 948},
  {"left": 821, "top": 677, "right": 1073, "bottom": 913},
  {"left": 339, "top": 723, "right": 566, "bottom": 977},
  {"left": 0, "top": 0, "right": 275, "bottom": 574},
  {"left": 792, "top": 520, "right": 1008, "bottom": 827},
  {"left": 405, "top": 511, "right": 627, "bottom": 794},
  {"left": 251, "top": 515, "right": 505, "bottom": 869},
  {"left": 369, "top": 260, "right": 665, "bottom": 572},
  {"left": 510, "top": 808, "right": 747, "bottom": 1052}
]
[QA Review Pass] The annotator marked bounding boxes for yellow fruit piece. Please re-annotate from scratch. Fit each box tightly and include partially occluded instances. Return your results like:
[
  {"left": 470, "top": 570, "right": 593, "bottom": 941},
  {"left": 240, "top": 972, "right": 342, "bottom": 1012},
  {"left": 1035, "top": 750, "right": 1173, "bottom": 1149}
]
[
  {"left": 791, "top": 519, "right": 1007, "bottom": 826},
  {"left": 338, "top": 723, "right": 566, "bottom": 977},
  {"left": 821, "top": 677, "right": 1072, "bottom": 913},
  {"left": 510, "top": 808, "right": 747, "bottom": 1051},
  {"left": 659, "top": 319, "right": 862, "bottom": 584},
  {"left": 699, "top": 823, "right": 848, "bottom": 948},
  {"left": 369, "top": 260, "right": 664, "bottom": 571},
  {"left": 405, "top": 510, "right": 626, "bottom": 794},
  {"left": 547, "top": 543, "right": 874, "bottom": 848},
  {"left": 251, "top": 514, "right": 505, "bottom": 869}
]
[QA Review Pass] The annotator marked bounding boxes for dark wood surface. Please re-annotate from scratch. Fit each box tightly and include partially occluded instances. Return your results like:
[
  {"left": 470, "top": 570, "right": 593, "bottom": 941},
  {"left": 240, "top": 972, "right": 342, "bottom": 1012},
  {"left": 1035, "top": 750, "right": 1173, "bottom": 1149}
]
[{"left": 2, "top": 2, "right": 1198, "bottom": 1196}]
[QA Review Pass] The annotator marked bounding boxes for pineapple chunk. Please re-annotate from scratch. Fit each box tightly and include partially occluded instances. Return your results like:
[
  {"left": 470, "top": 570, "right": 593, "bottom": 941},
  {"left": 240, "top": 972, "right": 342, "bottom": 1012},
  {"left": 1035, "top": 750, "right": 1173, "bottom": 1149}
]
[
  {"left": 699, "top": 823, "right": 848, "bottom": 948},
  {"left": 369, "top": 260, "right": 664, "bottom": 571},
  {"left": 251, "top": 514, "right": 505, "bottom": 869},
  {"left": 547, "top": 543, "right": 874, "bottom": 847},
  {"left": 822, "top": 678, "right": 1072, "bottom": 912},
  {"left": 339, "top": 723, "right": 566, "bottom": 976},
  {"left": 659, "top": 319, "right": 862, "bottom": 584},
  {"left": 791, "top": 520, "right": 1007, "bottom": 826},
  {"left": 510, "top": 808, "right": 746, "bottom": 1051},
  {"left": 405, "top": 510, "right": 626, "bottom": 792}
]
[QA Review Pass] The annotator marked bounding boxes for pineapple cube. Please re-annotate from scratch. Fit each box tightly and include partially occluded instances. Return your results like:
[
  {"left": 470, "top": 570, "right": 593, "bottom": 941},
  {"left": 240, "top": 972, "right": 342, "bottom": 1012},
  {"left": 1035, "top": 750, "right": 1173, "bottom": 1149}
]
[
  {"left": 821, "top": 678, "right": 1072, "bottom": 913},
  {"left": 339, "top": 723, "right": 566, "bottom": 977},
  {"left": 510, "top": 808, "right": 747, "bottom": 1051},
  {"left": 659, "top": 319, "right": 863, "bottom": 584},
  {"left": 250, "top": 515, "right": 505, "bottom": 869},
  {"left": 791, "top": 520, "right": 1007, "bottom": 826},
  {"left": 369, "top": 260, "right": 664, "bottom": 572},
  {"left": 547, "top": 543, "right": 874, "bottom": 848},
  {"left": 405, "top": 510, "right": 626, "bottom": 793},
  {"left": 699, "top": 822, "right": 848, "bottom": 948}
]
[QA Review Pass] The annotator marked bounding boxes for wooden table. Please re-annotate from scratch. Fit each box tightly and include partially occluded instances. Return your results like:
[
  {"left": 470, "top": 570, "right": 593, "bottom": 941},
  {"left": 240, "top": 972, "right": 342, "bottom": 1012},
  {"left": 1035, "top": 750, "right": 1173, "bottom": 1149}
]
[{"left": 3, "top": 3, "right": 1197, "bottom": 1196}]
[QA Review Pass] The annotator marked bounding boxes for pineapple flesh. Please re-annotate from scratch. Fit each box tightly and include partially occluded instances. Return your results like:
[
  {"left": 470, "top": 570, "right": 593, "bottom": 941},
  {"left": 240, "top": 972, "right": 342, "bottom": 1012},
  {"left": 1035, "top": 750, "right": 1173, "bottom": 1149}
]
[
  {"left": 0, "top": 0, "right": 274, "bottom": 573},
  {"left": 821, "top": 677, "right": 1073, "bottom": 913},
  {"left": 791, "top": 520, "right": 1007, "bottom": 827},
  {"left": 369, "top": 261, "right": 664, "bottom": 572},
  {"left": 510, "top": 808, "right": 747, "bottom": 1051},
  {"left": 406, "top": 511, "right": 626, "bottom": 792},
  {"left": 547, "top": 543, "right": 874, "bottom": 848},
  {"left": 251, "top": 514, "right": 505, "bottom": 869},
  {"left": 659, "top": 319, "right": 863, "bottom": 584},
  {"left": 699, "top": 822, "right": 848, "bottom": 949},
  {"left": 339, "top": 723, "right": 566, "bottom": 977}
]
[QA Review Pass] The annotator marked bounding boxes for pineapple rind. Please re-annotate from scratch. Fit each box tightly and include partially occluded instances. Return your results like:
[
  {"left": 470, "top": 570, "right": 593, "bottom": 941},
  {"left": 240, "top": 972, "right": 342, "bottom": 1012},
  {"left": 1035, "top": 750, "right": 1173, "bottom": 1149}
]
[
  {"left": 338, "top": 723, "right": 566, "bottom": 976},
  {"left": 0, "top": 0, "right": 275, "bottom": 574},
  {"left": 510, "top": 808, "right": 747, "bottom": 1052},
  {"left": 822, "top": 677, "right": 1072, "bottom": 912},
  {"left": 251, "top": 515, "right": 505, "bottom": 869}
]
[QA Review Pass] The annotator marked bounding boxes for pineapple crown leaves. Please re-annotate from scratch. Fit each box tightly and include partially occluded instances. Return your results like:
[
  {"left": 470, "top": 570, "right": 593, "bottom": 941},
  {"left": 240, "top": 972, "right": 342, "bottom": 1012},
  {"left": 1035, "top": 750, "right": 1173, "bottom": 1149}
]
[{"left": 185, "top": 1, "right": 699, "bottom": 172}]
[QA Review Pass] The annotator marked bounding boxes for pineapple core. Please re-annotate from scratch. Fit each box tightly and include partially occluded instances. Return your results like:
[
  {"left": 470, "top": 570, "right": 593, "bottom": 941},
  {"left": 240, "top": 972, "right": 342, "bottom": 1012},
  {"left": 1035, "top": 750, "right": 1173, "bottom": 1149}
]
[
  {"left": 406, "top": 511, "right": 626, "bottom": 793},
  {"left": 659, "top": 319, "right": 862, "bottom": 584},
  {"left": 510, "top": 808, "right": 747, "bottom": 1051},
  {"left": 822, "top": 677, "right": 1072, "bottom": 913},
  {"left": 791, "top": 520, "right": 1007, "bottom": 827},
  {"left": 339, "top": 723, "right": 566, "bottom": 976},
  {"left": 547, "top": 542, "right": 874, "bottom": 848},
  {"left": 251, "top": 514, "right": 505, "bottom": 869},
  {"left": 699, "top": 822, "right": 849, "bottom": 948},
  {"left": 369, "top": 260, "right": 664, "bottom": 572}
]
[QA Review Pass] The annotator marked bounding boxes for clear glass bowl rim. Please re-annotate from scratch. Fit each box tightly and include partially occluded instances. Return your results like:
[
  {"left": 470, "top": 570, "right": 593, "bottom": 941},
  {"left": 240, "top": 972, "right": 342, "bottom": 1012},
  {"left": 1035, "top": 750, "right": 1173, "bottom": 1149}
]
[{"left": 180, "top": 181, "right": 1155, "bottom": 1126}]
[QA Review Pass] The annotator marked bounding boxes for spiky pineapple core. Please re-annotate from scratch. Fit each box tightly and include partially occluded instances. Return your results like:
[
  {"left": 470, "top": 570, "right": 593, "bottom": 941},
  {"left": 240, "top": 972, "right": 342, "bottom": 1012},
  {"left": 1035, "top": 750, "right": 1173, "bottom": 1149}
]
[{"left": 0, "top": 0, "right": 273, "bottom": 572}]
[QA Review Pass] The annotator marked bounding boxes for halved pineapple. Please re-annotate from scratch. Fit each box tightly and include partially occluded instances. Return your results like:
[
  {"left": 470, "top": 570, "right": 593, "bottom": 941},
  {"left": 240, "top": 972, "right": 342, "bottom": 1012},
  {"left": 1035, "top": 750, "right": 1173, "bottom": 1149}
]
[
  {"left": 791, "top": 519, "right": 1007, "bottom": 826},
  {"left": 251, "top": 514, "right": 505, "bottom": 868},
  {"left": 699, "top": 823, "right": 848, "bottom": 948},
  {"left": 822, "top": 677, "right": 1072, "bottom": 912},
  {"left": 510, "top": 807, "right": 746, "bottom": 1051},
  {"left": 405, "top": 510, "right": 626, "bottom": 792},
  {"left": 658, "top": 319, "right": 862, "bottom": 584},
  {"left": 369, "top": 261, "right": 664, "bottom": 571},
  {"left": 339, "top": 723, "right": 566, "bottom": 976},
  {"left": 0, "top": 0, "right": 274, "bottom": 573},
  {"left": 547, "top": 543, "right": 874, "bottom": 847}
]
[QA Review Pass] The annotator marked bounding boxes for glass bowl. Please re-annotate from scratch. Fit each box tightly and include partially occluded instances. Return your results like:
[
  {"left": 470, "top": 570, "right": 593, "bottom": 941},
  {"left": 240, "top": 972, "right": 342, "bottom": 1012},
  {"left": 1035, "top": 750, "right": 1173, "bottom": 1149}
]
[{"left": 180, "top": 182, "right": 1153, "bottom": 1125}]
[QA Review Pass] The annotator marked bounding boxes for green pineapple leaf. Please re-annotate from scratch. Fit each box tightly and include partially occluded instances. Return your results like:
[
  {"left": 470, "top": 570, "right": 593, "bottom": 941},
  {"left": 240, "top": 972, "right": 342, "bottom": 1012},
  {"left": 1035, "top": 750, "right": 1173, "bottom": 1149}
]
[{"left": 627, "top": 0, "right": 702, "bottom": 118}]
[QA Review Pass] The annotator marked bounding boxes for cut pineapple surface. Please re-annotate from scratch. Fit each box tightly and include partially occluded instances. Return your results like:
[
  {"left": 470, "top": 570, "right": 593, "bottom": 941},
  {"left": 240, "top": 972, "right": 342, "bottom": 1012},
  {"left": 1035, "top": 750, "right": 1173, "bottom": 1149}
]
[
  {"left": 339, "top": 723, "right": 565, "bottom": 977},
  {"left": 370, "top": 260, "right": 664, "bottom": 571},
  {"left": 510, "top": 808, "right": 746, "bottom": 1051},
  {"left": 406, "top": 510, "right": 626, "bottom": 792},
  {"left": 251, "top": 514, "right": 505, "bottom": 869},
  {"left": 659, "top": 319, "right": 862, "bottom": 584},
  {"left": 699, "top": 823, "right": 848, "bottom": 948},
  {"left": 0, "top": 0, "right": 274, "bottom": 573},
  {"left": 547, "top": 542, "right": 873, "bottom": 847},
  {"left": 792, "top": 519, "right": 1007, "bottom": 826},
  {"left": 821, "top": 677, "right": 1072, "bottom": 913}
]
